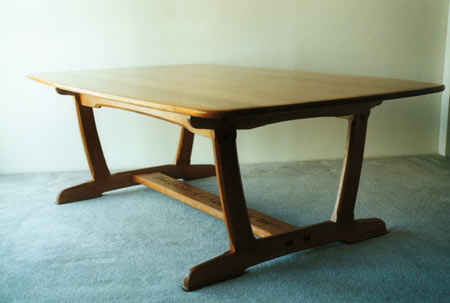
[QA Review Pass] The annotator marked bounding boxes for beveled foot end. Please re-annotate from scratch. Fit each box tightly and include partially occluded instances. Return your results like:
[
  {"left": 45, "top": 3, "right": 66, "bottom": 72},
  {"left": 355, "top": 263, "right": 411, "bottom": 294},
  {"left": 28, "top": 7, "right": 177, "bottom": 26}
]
[
  {"left": 182, "top": 251, "right": 246, "bottom": 291},
  {"left": 181, "top": 218, "right": 388, "bottom": 291},
  {"left": 57, "top": 180, "right": 104, "bottom": 204},
  {"left": 342, "top": 218, "right": 387, "bottom": 244},
  {"left": 56, "top": 164, "right": 216, "bottom": 204}
]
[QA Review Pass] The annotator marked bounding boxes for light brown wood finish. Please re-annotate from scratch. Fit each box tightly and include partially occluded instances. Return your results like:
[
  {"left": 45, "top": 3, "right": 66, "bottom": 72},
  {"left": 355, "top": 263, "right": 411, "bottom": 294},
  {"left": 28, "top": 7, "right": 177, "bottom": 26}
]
[
  {"left": 29, "top": 65, "right": 444, "bottom": 291},
  {"left": 133, "top": 172, "right": 297, "bottom": 237},
  {"left": 181, "top": 113, "right": 386, "bottom": 291},
  {"left": 78, "top": 93, "right": 212, "bottom": 137},
  {"left": 29, "top": 65, "right": 444, "bottom": 119},
  {"left": 55, "top": 92, "right": 215, "bottom": 204},
  {"left": 189, "top": 101, "right": 381, "bottom": 130},
  {"left": 57, "top": 164, "right": 216, "bottom": 204}
]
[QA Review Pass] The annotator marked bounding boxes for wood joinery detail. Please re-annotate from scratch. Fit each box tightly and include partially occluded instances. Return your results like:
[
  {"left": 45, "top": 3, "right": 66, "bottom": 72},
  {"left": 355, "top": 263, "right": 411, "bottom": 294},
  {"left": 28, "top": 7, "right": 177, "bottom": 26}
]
[{"left": 183, "top": 218, "right": 387, "bottom": 291}]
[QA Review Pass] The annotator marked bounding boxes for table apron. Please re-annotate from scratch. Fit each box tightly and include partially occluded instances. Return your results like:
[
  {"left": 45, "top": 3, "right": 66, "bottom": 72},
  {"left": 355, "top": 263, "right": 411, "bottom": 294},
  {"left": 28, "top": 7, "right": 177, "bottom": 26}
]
[{"left": 190, "top": 101, "right": 383, "bottom": 130}]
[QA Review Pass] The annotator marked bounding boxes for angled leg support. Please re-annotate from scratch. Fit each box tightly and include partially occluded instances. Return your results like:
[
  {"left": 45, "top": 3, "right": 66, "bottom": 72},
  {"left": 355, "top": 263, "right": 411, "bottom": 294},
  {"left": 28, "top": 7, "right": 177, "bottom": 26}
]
[
  {"left": 173, "top": 127, "right": 216, "bottom": 180},
  {"left": 74, "top": 96, "right": 111, "bottom": 180},
  {"left": 58, "top": 95, "right": 111, "bottom": 203},
  {"left": 57, "top": 92, "right": 215, "bottom": 204},
  {"left": 183, "top": 129, "right": 256, "bottom": 291},
  {"left": 175, "top": 127, "right": 194, "bottom": 166},
  {"left": 211, "top": 129, "right": 256, "bottom": 252},
  {"left": 182, "top": 112, "right": 387, "bottom": 291},
  {"left": 331, "top": 111, "right": 369, "bottom": 223},
  {"left": 331, "top": 111, "right": 387, "bottom": 243},
  {"left": 56, "top": 91, "right": 387, "bottom": 290}
]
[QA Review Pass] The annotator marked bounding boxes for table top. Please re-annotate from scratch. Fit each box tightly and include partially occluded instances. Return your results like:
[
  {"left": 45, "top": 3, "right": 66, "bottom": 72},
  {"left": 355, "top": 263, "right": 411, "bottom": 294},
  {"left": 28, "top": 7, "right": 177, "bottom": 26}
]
[{"left": 29, "top": 64, "right": 444, "bottom": 118}]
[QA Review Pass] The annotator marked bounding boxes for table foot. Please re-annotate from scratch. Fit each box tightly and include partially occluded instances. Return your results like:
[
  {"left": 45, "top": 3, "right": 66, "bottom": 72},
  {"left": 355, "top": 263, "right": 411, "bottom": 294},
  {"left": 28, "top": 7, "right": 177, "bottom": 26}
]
[
  {"left": 58, "top": 180, "right": 104, "bottom": 204},
  {"left": 183, "top": 218, "right": 387, "bottom": 291},
  {"left": 57, "top": 164, "right": 215, "bottom": 204},
  {"left": 341, "top": 218, "right": 387, "bottom": 244},
  {"left": 183, "top": 251, "right": 246, "bottom": 291}
]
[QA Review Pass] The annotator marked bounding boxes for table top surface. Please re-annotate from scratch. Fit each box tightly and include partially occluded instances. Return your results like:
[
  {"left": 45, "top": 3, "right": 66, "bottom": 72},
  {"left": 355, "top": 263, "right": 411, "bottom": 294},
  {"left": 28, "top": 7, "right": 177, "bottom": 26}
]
[{"left": 29, "top": 64, "right": 444, "bottom": 118}]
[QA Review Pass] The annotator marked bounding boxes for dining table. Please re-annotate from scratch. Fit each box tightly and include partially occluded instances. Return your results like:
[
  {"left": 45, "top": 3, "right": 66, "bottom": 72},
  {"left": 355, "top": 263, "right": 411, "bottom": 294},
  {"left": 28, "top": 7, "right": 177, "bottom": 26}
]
[{"left": 28, "top": 64, "right": 444, "bottom": 291}]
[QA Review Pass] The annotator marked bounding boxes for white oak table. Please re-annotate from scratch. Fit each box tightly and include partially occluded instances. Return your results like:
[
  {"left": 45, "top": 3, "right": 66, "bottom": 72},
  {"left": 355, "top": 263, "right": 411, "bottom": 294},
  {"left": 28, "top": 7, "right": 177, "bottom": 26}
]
[{"left": 29, "top": 65, "right": 444, "bottom": 291}]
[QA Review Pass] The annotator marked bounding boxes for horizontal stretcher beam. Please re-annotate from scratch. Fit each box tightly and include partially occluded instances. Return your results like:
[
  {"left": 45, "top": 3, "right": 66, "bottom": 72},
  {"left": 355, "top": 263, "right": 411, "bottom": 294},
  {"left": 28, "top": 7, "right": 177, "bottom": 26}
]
[{"left": 133, "top": 172, "right": 298, "bottom": 237}]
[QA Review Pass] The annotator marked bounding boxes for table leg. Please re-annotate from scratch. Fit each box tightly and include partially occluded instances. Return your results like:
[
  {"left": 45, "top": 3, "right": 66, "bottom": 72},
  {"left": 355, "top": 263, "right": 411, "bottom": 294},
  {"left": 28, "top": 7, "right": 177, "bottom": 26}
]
[
  {"left": 174, "top": 127, "right": 194, "bottom": 167},
  {"left": 172, "top": 127, "right": 216, "bottom": 180},
  {"left": 57, "top": 96, "right": 111, "bottom": 203},
  {"left": 183, "top": 218, "right": 386, "bottom": 291},
  {"left": 173, "top": 127, "right": 216, "bottom": 181},
  {"left": 183, "top": 128, "right": 256, "bottom": 291},
  {"left": 211, "top": 129, "right": 256, "bottom": 252},
  {"left": 330, "top": 111, "right": 387, "bottom": 242},
  {"left": 183, "top": 112, "right": 387, "bottom": 291},
  {"left": 56, "top": 92, "right": 387, "bottom": 289},
  {"left": 57, "top": 95, "right": 215, "bottom": 204}
]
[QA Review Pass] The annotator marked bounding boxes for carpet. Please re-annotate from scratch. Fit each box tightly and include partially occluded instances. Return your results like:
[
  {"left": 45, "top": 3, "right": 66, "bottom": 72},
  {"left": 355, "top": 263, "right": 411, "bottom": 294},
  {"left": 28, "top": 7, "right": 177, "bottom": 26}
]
[{"left": 0, "top": 155, "right": 449, "bottom": 302}]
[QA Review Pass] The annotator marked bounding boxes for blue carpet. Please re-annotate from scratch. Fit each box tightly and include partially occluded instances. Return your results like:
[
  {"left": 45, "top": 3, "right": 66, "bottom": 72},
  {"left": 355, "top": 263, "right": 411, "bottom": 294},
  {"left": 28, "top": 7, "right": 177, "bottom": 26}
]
[{"left": 0, "top": 155, "right": 449, "bottom": 302}]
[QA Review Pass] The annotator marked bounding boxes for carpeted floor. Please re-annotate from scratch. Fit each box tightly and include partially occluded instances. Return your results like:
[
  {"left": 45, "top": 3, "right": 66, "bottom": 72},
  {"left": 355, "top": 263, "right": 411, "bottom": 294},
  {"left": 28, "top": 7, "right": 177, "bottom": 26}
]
[{"left": 0, "top": 155, "right": 449, "bottom": 302}]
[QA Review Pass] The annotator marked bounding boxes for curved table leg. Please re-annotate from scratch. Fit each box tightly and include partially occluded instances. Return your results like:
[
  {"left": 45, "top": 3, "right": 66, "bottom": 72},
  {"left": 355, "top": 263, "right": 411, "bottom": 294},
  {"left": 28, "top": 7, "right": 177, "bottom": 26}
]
[
  {"left": 331, "top": 111, "right": 387, "bottom": 237},
  {"left": 184, "top": 128, "right": 256, "bottom": 290},
  {"left": 184, "top": 112, "right": 387, "bottom": 291},
  {"left": 57, "top": 93, "right": 215, "bottom": 204},
  {"left": 57, "top": 95, "right": 110, "bottom": 203},
  {"left": 57, "top": 91, "right": 388, "bottom": 290},
  {"left": 175, "top": 127, "right": 194, "bottom": 167},
  {"left": 173, "top": 127, "right": 216, "bottom": 180}
]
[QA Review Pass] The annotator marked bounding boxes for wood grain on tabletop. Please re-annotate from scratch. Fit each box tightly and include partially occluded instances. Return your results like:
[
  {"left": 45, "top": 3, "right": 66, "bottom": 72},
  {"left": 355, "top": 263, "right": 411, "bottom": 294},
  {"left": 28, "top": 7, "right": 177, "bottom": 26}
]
[{"left": 28, "top": 64, "right": 444, "bottom": 118}]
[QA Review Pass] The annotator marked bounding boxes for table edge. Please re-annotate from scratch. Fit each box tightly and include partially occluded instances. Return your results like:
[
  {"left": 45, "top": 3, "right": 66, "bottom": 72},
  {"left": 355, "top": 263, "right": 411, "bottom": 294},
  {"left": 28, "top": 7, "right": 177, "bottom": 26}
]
[{"left": 28, "top": 74, "right": 445, "bottom": 119}]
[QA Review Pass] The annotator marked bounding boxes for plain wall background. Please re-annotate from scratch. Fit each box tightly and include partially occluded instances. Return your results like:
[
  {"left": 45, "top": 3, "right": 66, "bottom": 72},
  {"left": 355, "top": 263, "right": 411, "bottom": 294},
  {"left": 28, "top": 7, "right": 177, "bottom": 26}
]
[{"left": 0, "top": 0, "right": 448, "bottom": 174}]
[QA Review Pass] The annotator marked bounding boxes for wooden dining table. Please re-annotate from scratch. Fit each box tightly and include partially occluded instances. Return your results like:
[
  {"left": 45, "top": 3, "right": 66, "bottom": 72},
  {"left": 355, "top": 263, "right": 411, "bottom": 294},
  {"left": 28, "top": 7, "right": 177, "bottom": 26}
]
[{"left": 28, "top": 64, "right": 444, "bottom": 291}]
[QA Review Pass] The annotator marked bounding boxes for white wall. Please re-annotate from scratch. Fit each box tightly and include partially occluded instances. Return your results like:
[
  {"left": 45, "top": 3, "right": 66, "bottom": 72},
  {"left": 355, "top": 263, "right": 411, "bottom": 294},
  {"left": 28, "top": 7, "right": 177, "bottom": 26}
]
[
  {"left": 0, "top": 0, "right": 448, "bottom": 174},
  {"left": 440, "top": 1, "right": 450, "bottom": 157}
]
